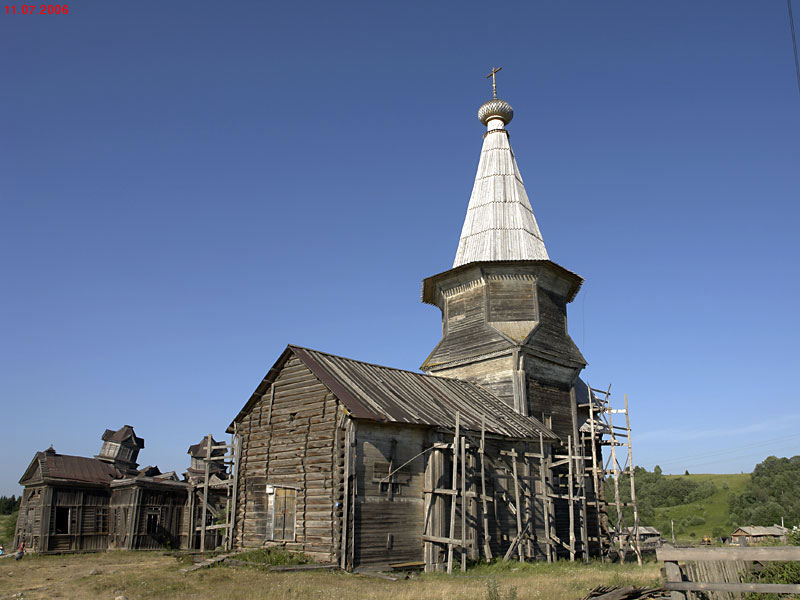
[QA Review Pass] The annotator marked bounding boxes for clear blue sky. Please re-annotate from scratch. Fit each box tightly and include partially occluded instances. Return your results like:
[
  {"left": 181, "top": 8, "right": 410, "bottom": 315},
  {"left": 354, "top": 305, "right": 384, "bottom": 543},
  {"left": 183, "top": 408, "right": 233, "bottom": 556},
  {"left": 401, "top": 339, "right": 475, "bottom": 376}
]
[{"left": 2, "top": 1, "right": 799, "bottom": 496}]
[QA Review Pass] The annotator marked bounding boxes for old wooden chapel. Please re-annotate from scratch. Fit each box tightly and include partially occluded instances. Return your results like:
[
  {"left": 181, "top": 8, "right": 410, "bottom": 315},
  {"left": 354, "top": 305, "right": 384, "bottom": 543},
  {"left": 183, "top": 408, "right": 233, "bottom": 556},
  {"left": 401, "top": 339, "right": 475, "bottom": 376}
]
[{"left": 228, "top": 80, "right": 609, "bottom": 570}]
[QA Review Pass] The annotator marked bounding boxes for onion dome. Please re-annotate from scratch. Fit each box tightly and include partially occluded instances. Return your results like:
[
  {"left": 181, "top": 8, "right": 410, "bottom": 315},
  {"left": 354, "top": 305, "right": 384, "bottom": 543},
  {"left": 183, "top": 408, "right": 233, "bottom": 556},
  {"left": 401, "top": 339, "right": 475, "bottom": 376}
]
[{"left": 478, "top": 98, "right": 514, "bottom": 125}]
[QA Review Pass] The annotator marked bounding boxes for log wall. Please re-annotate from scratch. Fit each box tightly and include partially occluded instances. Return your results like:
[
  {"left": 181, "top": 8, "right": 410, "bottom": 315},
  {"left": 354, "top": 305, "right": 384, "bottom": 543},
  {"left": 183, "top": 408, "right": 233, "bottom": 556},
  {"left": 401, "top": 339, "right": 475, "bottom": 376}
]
[{"left": 233, "top": 354, "right": 340, "bottom": 562}]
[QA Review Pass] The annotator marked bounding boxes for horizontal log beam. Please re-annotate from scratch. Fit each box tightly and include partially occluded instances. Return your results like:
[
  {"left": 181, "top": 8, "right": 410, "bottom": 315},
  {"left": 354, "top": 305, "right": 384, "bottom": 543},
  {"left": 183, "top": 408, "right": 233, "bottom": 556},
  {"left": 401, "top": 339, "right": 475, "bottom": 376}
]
[
  {"left": 665, "top": 582, "right": 800, "bottom": 594},
  {"left": 658, "top": 546, "right": 800, "bottom": 561}
]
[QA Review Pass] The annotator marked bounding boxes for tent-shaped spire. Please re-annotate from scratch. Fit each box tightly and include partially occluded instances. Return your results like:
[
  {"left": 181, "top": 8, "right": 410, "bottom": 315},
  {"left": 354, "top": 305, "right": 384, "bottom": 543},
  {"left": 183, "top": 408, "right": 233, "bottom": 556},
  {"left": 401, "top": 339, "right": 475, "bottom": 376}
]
[{"left": 452, "top": 93, "right": 549, "bottom": 268}]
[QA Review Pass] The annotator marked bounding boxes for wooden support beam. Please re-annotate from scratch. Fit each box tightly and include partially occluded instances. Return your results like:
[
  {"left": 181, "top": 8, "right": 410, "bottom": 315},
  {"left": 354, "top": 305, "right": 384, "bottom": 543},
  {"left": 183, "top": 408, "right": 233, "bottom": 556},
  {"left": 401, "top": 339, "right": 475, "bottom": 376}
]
[
  {"left": 510, "top": 449, "right": 525, "bottom": 562},
  {"left": 523, "top": 444, "right": 533, "bottom": 558},
  {"left": 199, "top": 434, "right": 212, "bottom": 551},
  {"left": 228, "top": 424, "right": 240, "bottom": 552},
  {"left": 587, "top": 381, "right": 603, "bottom": 561},
  {"left": 625, "top": 394, "right": 642, "bottom": 566},
  {"left": 607, "top": 407, "right": 624, "bottom": 563},
  {"left": 539, "top": 433, "right": 552, "bottom": 563},
  {"left": 479, "top": 416, "right": 492, "bottom": 561},
  {"left": 503, "top": 520, "right": 532, "bottom": 561},
  {"left": 447, "top": 413, "right": 459, "bottom": 574},
  {"left": 461, "top": 439, "right": 467, "bottom": 571},
  {"left": 423, "top": 534, "right": 462, "bottom": 545},
  {"left": 567, "top": 435, "right": 575, "bottom": 562}
]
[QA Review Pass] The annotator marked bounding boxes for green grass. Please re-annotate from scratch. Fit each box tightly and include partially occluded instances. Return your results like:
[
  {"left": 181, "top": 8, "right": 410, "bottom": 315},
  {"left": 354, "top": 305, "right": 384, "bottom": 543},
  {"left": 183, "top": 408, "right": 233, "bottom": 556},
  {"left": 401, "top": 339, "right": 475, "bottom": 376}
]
[
  {"left": 0, "top": 511, "right": 17, "bottom": 549},
  {"left": 653, "top": 473, "right": 749, "bottom": 542},
  {"left": 233, "top": 547, "right": 311, "bottom": 566}
]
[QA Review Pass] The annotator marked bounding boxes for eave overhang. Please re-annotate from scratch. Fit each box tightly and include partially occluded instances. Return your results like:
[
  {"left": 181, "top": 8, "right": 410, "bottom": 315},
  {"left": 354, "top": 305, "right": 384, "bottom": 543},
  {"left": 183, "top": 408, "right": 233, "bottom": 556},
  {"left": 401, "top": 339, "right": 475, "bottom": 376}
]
[{"left": 421, "top": 259, "right": 584, "bottom": 306}]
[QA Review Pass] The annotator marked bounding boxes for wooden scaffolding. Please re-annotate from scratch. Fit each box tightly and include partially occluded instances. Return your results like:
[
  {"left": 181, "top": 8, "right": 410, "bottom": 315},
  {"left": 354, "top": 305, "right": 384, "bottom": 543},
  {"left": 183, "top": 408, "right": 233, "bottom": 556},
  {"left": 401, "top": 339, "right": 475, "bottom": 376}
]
[
  {"left": 582, "top": 385, "right": 641, "bottom": 564},
  {"left": 193, "top": 426, "right": 241, "bottom": 552},
  {"left": 421, "top": 412, "right": 593, "bottom": 572},
  {"left": 408, "top": 386, "right": 641, "bottom": 572}
]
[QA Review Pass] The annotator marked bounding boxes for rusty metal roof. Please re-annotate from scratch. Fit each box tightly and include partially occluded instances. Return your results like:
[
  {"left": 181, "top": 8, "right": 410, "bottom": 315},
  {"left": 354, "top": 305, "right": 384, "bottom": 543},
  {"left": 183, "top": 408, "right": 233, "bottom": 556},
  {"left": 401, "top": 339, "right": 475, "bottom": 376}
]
[{"left": 230, "top": 345, "right": 556, "bottom": 440}]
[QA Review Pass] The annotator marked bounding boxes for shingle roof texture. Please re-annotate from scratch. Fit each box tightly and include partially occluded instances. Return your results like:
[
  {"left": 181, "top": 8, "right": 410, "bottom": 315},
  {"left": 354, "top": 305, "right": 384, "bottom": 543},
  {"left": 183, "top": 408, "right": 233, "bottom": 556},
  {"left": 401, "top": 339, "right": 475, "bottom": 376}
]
[
  {"left": 40, "top": 451, "right": 121, "bottom": 484},
  {"left": 291, "top": 346, "right": 556, "bottom": 440},
  {"left": 453, "top": 120, "right": 548, "bottom": 268}
]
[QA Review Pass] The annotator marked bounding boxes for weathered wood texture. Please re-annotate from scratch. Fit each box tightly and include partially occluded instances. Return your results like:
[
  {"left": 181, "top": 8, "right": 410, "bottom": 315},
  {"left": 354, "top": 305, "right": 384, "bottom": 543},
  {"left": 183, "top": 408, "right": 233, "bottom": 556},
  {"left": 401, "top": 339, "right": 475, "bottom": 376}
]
[
  {"left": 427, "top": 276, "right": 514, "bottom": 371},
  {"left": 15, "top": 486, "right": 44, "bottom": 552},
  {"left": 110, "top": 485, "right": 186, "bottom": 550},
  {"left": 16, "top": 485, "right": 112, "bottom": 553},
  {"left": 233, "top": 354, "right": 340, "bottom": 562},
  {"left": 658, "top": 546, "right": 800, "bottom": 599},
  {"left": 353, "top": 422, "right": 426, "bottom": 566}
]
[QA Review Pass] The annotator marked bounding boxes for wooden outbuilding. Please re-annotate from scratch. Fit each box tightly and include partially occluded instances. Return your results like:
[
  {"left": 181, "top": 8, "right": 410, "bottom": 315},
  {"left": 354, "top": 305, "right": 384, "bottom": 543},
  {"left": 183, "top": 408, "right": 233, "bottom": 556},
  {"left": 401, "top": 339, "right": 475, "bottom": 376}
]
[
  {"left": 15, "top": 445, "right": 119, "bottom": 553},
  {"left": 730, "top": 525, "right": 788, "bottom": 546},
  {"left": 14, "top": 425, "right": 197, "bottom": 554}
]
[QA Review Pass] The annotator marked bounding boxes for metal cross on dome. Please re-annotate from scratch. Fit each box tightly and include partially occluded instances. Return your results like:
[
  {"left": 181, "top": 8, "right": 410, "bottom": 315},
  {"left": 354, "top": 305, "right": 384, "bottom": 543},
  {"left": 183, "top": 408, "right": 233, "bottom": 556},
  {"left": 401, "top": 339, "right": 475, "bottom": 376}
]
[{"left": 486, "top": 66, "right": 502, "bottom": 99}]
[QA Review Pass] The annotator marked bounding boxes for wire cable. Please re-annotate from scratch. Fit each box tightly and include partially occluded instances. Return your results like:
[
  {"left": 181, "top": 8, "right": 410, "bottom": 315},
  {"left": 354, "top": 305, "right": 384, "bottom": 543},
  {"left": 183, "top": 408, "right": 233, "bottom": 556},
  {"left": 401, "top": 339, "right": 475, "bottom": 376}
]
[
  {"left": 647, "top": 432, "right": 800, "bottom": 469},
  {"left": 789, "top": 0, "right": 800, "bottom": 97}
]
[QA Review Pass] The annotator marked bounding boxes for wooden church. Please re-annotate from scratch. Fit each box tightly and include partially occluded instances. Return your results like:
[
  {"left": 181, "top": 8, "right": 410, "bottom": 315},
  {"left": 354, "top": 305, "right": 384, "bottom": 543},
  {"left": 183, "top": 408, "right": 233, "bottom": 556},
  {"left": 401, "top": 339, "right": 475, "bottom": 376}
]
[{"left": 228, "top": 81, "right": 605, "bottom": 571}]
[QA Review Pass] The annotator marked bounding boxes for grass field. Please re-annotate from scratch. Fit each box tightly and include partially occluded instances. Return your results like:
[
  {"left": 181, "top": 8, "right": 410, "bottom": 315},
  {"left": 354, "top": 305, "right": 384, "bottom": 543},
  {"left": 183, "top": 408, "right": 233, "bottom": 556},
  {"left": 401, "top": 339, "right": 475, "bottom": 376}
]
[
  {"left": 0, "top": 551, "right": 661, "bottom": 600},
  {"left": 654, "top": 473, "right": 749, "bottom": 542},
  {"left": 0, "top": 513, "right": 16, "bottom": 550}
]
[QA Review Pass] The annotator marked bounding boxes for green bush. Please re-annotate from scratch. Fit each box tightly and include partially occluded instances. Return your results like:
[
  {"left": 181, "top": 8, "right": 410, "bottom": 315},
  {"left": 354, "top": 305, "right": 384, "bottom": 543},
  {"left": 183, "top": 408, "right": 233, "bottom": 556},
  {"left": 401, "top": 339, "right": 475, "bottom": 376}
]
[{"left": 743, "top": 560, "right": 800, "bottom": 600}]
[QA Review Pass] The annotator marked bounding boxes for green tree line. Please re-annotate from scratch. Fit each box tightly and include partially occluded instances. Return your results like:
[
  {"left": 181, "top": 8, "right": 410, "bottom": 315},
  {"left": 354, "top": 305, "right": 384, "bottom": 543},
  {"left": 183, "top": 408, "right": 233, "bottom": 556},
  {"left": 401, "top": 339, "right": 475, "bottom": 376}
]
[
  {"left": 0, "top": 495, "right": 20, "bottom": 515},
  {"left": 728, "top": 455, "right": 800, "bottom": 528}
]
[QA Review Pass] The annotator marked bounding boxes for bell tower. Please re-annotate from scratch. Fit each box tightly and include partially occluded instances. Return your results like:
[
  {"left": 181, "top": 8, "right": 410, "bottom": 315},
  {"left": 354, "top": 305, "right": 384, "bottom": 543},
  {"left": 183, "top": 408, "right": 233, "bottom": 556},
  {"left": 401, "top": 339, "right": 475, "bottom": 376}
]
[{"left": 422, "top": 73, "right": 586, "bottom": 441}]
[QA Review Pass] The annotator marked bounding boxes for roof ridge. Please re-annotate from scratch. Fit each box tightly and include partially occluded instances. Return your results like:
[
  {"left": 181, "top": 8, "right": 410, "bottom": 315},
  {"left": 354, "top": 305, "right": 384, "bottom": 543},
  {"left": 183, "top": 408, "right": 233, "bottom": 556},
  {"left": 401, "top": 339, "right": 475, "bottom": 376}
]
[{"left": 288, "top": 344, "right": 467, "bottom": 382}]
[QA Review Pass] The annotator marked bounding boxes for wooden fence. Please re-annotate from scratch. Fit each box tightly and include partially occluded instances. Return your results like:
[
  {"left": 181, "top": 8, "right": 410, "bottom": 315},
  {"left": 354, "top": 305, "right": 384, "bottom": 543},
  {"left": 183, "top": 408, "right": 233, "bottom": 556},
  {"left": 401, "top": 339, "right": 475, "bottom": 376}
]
[{"left": 657, "top": 546, "right": 800, "bottom": 599}]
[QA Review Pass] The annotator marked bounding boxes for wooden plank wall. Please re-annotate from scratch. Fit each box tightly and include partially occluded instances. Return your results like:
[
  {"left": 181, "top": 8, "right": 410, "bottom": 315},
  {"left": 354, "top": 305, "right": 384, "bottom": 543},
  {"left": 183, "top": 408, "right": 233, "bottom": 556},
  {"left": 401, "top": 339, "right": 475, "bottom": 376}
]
[
  {"left": 47, "top": 487, "right": 111, "bottom": 552},
  {"left": 233, "top": 353, "right": 340, "bottom": 562},
  {"left": 129, "top": 488, "right": 186, "bottom": 550},
  {"left": 428, "top": 281, "right": 515, "bottom": 367},
  {"left": 15, "top": 486, "right": 45, "bottom": 552},
  {"left": 353, "top": 422, "right": 426, "bottom": 566},
  {"left": 109, "top": 487, "right": 134, "bottom": 549}
]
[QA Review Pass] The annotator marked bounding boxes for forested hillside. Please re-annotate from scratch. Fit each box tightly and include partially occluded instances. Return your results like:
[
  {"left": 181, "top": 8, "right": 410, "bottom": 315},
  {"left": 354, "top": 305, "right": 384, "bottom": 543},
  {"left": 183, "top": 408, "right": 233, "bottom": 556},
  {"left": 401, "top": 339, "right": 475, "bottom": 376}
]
[
  {"left": 728, "top": 455, "right": 800, "bottom": 527},
  {"left": 606, "top": 455, "right": 800, "bottom": 541}
]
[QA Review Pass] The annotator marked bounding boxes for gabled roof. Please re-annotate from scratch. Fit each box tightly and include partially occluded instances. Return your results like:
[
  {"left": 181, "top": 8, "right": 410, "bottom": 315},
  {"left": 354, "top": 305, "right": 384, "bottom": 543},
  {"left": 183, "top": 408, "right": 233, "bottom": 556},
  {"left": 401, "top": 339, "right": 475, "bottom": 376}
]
[
  {"left": 229, "top": 345, "right": 557, "bottom": 441},
  {"left": 732, "top": 526, "right": 788, "bottom": 536},
  {"left": 20, "top": 447, "right": 121, "bottom": 486},
  {"left": 187, "top": 435, "right": 225, "bottom": 458},
  {"left": 452, "top": 111, "right": 548, "bottom": 268},
  {"left": 101, "top": 425, "right": 144, "bottom": 449},
  {"left": 622, "top": 526, "right": 661, "bottom": 535}
]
